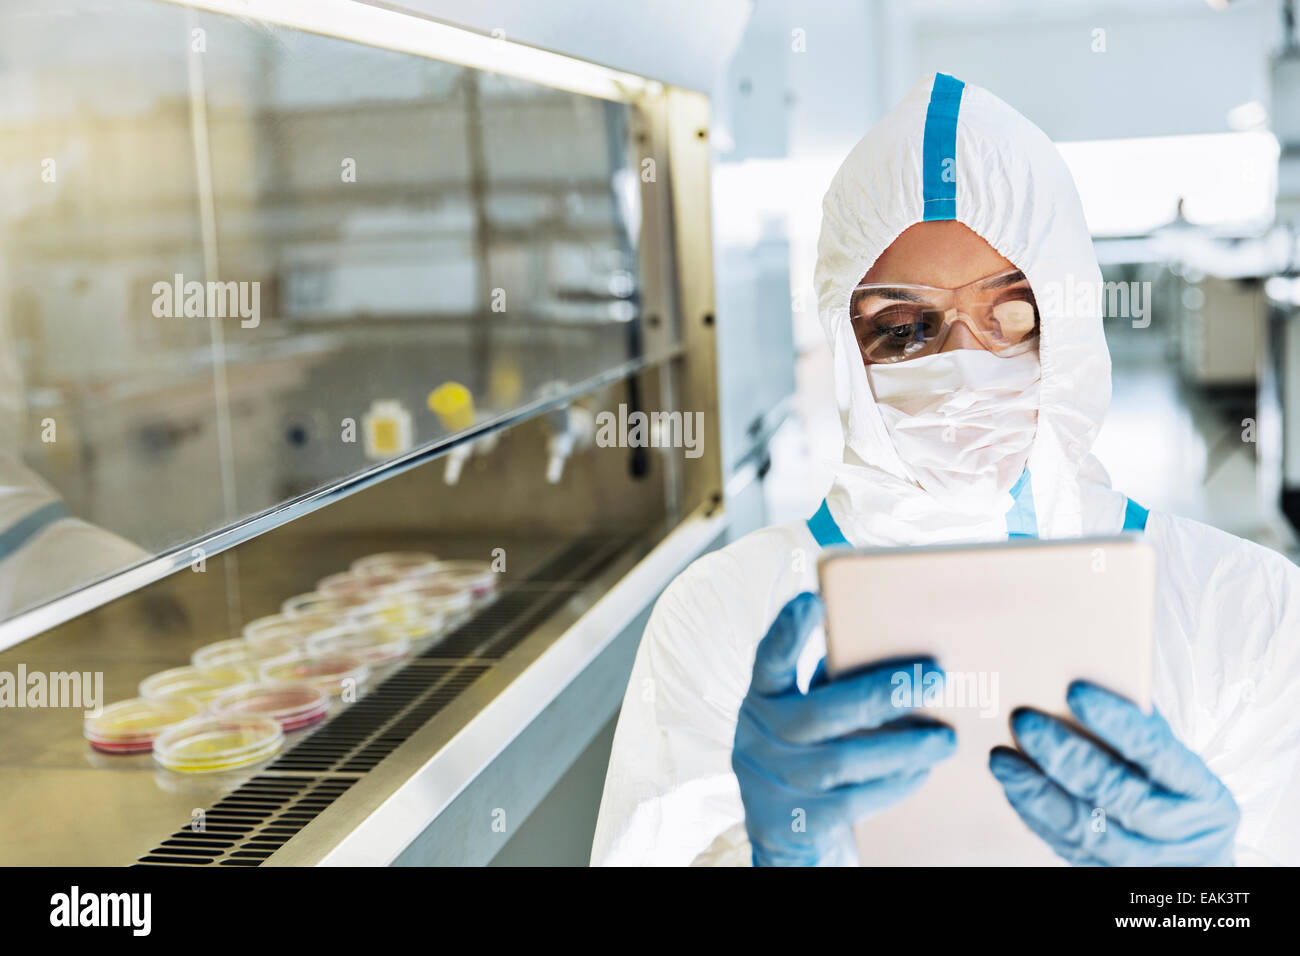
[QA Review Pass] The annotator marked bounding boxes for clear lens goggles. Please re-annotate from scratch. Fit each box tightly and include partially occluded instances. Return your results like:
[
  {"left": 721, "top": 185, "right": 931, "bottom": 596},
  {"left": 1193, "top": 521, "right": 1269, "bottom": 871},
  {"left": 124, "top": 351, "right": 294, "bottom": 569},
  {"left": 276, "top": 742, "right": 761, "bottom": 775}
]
[{"left": 850, "top": 268, "right": 1040, "bottom": 364}]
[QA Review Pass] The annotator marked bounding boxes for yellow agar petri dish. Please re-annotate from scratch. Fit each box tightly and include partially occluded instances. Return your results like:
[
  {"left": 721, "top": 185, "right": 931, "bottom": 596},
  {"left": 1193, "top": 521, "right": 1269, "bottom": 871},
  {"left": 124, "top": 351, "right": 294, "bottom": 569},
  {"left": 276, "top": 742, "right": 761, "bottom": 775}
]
[
  {"left": 346, "top": 597, "right": 446, "bottom": 641},
  {"left": 382, "top": 576, "right": 473, "bottom": 615},
  {"left": 139, "top": 665, "right": 253, "bottom": 705},
  {"left": 192, "top": 638, "right": 283, "bottom": 673},
  {"left": 153, "top": 715, "right": 283, "bottom": 774}
]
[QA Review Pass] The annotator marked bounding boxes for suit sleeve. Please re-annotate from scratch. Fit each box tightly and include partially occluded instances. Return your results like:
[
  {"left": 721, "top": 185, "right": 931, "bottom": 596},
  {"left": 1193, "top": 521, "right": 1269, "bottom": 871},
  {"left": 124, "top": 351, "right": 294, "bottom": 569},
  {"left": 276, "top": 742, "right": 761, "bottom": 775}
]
[
  {"left": 589, "top": 553, "right": 759, "bottom": 866},
  {"left": 1148, "top": 513, "right": 1300, "bottom": 865}
]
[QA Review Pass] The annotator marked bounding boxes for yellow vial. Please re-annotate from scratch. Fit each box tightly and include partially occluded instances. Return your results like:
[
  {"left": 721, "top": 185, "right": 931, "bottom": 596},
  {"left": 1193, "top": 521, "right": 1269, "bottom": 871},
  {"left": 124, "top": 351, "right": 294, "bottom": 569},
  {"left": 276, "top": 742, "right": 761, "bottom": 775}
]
[{"left": 427, "top": 382, "right": 475, "bottom": 432}]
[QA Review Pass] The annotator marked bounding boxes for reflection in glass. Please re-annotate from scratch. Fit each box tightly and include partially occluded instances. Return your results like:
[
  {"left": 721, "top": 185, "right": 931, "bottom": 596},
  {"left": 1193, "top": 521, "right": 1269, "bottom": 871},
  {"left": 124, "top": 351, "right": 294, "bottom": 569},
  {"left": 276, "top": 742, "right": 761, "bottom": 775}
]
[{"left": 0, "top": 0, "right": 652, "bottom": 622}]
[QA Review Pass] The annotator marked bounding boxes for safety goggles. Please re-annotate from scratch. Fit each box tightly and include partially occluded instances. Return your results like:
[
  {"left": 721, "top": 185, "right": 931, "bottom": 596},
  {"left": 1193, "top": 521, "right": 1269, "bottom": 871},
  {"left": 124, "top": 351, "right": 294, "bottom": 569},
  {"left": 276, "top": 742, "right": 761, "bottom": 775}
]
[{"left": 850, "top": 269, "right": 1040, "bottom": 364}]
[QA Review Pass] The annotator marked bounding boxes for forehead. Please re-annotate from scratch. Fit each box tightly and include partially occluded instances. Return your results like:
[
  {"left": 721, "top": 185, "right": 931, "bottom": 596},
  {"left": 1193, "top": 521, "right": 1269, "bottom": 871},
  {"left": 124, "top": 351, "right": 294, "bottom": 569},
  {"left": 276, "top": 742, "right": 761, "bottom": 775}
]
[{"left": 860, "top": 220, "right": 1016, "bottom": 289}]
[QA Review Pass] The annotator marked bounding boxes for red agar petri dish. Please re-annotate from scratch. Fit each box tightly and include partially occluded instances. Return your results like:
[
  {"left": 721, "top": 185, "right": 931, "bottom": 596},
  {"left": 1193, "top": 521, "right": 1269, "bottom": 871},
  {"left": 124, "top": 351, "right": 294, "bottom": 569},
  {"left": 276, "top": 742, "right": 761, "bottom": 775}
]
[
  {"left": 84, "top": 697, "right": 201, "bottom": 754},
  {"left": 209, "top": 681, "right": 328, "bottom": 732}
]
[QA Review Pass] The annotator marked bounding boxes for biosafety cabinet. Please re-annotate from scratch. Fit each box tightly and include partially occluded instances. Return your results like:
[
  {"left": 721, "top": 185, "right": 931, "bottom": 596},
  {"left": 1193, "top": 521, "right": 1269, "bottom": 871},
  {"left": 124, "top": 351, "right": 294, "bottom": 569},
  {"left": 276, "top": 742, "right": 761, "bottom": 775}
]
[{"left": 0, "top": 0, "right": 772, "bottom": 866}]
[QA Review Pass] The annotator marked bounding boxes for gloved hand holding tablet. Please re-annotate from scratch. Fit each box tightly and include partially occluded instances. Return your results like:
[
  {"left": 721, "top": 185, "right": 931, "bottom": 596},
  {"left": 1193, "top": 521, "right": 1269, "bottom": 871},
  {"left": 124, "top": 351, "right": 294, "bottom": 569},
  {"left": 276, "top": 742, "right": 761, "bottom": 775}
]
[
  {"left": 816, "top": 534, "right": 1158, "bottom": 866},
  {"left": 733, "top": 591, "right": 957, "bottom": 867}
]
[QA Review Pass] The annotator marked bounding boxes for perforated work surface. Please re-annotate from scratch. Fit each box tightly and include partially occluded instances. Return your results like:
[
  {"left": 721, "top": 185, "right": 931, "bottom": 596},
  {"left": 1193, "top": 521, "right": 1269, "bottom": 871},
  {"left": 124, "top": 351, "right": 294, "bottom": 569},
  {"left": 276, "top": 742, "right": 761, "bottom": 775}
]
[{"left": 134, "top": 535, "right": 630, "bottom": 866}]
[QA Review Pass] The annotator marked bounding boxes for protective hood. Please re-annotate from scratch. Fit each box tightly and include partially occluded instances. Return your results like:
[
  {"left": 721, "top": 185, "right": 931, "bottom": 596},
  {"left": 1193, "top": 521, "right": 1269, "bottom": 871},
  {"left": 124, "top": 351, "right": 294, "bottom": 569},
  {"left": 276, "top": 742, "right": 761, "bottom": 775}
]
[{"left": 814, "top": 72, "right": 1127, "bottom": 545}]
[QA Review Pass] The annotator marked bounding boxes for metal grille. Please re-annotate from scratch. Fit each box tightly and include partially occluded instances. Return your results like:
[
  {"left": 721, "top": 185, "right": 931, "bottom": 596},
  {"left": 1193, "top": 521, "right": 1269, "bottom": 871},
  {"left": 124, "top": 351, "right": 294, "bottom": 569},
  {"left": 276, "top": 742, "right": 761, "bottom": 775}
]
[
  {"left": 264, "top": 661, "right": 491, "bottom": 774},
  {"left": 137, "top": 777, "right": 356, "bottom": 866},
  {"left": 421, "top": 535, "right": 631, "bottom": 660},
  {"left": 135, "top": 534, "right": 631, "bottom": 866}
]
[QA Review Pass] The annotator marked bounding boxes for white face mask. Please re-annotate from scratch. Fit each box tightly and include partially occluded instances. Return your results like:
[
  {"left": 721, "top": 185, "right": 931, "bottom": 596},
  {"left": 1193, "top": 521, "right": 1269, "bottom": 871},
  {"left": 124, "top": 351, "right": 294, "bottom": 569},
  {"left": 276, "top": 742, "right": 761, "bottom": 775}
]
[{"left": 866, "top": 349, "right": 1041, "bottom": 507}]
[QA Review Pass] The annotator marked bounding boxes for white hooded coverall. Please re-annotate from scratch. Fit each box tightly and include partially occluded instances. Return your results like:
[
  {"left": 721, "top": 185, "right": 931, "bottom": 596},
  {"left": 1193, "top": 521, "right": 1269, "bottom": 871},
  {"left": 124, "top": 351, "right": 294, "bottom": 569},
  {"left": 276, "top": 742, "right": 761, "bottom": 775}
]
[{"left": 591, "top": 74, "right": 1300, "bottom": 866}]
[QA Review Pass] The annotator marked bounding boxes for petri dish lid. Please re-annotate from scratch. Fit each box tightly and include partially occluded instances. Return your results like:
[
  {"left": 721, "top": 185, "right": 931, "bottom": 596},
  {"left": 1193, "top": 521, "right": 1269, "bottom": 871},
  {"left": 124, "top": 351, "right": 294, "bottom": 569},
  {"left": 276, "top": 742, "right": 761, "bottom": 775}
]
[
  {"left": 139, "top": 665, "right": 253, "bottom": 704},
  {"left": 306, "top": 624, "right": 410, "bottom": 664},
  {"left": 84, "top": 697, "right": 201, "bottom": 753},
  {"left": 417, "top": 560, "right": 497, "bottom": 598},
  {"left": 380, "top": 576, "right": 474, "bottom": 614},
  {"left": 153, "top": 715, "right": 283, "bottom": 773},
  {"left": 281, "top": 591, "right": 356, "bottom": 617},
  {"left": 345, "top": 599, "right": 446, "bottom": 640},
  {"left": 258, "top": 651, "right": 369, "bottom": 696},
  {"left": 209, "top": 681, "right": 327, "bottom": 732},
  {"left": 317, "top": 569, "right": 404, "bottom": 600},
  {"left": 350, "top": 551, "right": 439, "bottom": 575},
  {"left": 192, "top": 638, "right": 283, "bottom": 673},
  {"left": 243, "top": 612, "right": 336, "bottom": 651}
]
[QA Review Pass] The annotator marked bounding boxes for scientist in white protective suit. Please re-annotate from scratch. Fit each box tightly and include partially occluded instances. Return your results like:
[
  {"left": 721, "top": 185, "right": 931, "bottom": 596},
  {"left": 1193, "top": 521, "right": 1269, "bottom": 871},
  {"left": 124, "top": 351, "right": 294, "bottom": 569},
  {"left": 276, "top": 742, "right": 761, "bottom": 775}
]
[{"left": 590, "top": 73, "right": 1300, "bottom": 866}]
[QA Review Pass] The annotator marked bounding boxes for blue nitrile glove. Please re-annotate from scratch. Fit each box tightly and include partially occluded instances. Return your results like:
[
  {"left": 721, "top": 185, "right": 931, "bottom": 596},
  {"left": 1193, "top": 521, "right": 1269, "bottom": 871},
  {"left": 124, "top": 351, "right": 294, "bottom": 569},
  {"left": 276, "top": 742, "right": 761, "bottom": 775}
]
[
  {"left": 989, "top": 680, "right": 1239, "bottom": 866},
  {"left": 732, "top": 591, "right": 957, "bottom": 867}
]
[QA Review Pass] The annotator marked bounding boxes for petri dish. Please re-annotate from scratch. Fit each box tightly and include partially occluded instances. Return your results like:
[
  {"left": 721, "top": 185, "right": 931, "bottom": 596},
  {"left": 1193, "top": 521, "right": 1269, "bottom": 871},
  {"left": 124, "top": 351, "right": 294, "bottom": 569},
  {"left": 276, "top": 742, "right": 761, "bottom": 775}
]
[
  {"left": 153, "top": 715, "right": 283, "bottom": 774},
  {"left": 192, "top": 638, "right": 283, "bottom": 673},
  {"left": 350, "top": 552, "right": 439, "bottom": 576},
  {"left": 139, "top": 665, "right": 253, "bottom": 705},
  {"left": 209, "top": 681, "right": 328, "bottom": 732},
  {"left": 306, "top": 625, "right": 410, "bottom": 664},
  {"left": 258, "top": 651, "right": 369, "bottom": 697},
  {"left": 345, "top": 598, "right": 446, "bottom": 642},
  {"left": 243, "top": 612, "right": 336, "bottom": 652},
  {"left": 317, "top": 569, "right": 403, "bottom": 601},
  {"left": 84, "top": 697, "right": 200, "bottom": 754},
  {"left": 281, "top": 591, "right": 356, "bottom": 618},
  {"left": 420, "top": 560, "right": 498, "bottom": 604},
  {"left": 380, "top": 576, "right": 473, "bottom": 618}
]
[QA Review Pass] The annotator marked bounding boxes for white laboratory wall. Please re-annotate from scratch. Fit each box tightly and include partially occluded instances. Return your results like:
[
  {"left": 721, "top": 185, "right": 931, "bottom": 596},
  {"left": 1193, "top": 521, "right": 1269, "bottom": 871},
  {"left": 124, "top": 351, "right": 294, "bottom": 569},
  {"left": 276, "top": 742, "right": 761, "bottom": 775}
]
[{"left": 905, "top": 0, "right": 1279, "bottom": 141}]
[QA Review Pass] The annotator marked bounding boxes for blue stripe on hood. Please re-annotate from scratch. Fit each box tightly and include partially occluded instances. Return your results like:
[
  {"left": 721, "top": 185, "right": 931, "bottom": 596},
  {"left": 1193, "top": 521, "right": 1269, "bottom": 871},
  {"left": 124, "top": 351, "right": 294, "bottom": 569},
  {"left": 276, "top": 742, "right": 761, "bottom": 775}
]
[{"left": 922, "top": 73, "right": 965, "bottom": 221}]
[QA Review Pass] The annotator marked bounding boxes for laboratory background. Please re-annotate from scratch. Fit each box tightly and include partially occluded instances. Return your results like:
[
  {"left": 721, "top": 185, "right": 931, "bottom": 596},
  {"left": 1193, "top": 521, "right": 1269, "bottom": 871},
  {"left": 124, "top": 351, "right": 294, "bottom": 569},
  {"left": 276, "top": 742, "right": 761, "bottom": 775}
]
[{"left": 0, "top": 0, "right": 1296, "bottom": 867}]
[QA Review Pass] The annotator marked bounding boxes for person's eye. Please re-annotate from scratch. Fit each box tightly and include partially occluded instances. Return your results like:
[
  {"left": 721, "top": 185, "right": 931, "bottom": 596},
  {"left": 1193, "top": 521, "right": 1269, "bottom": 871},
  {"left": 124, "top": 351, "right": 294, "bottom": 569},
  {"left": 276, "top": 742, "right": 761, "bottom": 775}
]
[
  {"left": 870, "top": 305, "right": 932, "bottom": 334},
  {"left": 880, "top": 323, "right": 924, "bottom": 343}
]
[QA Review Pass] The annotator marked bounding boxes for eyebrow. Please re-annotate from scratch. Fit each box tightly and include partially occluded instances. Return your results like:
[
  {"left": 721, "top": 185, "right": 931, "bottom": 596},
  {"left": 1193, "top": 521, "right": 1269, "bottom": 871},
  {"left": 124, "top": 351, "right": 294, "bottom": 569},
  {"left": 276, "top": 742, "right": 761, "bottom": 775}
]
[
  {"left": 978, "top": 270, "right": 1028, "bottom": 290},
  {"left": 853, "top": 287, "right": 931, "bottom": 305},
  {"left": 851, "top": 270, "right": 1030, "bottom": 317}
]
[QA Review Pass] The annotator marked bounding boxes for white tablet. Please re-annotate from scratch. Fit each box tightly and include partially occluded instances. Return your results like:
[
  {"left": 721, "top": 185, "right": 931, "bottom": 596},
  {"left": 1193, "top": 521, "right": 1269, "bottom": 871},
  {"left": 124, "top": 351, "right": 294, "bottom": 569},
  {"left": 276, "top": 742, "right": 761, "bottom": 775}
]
[{"left": 818, "top": 534, "right": 1155, "bottom": 866}]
